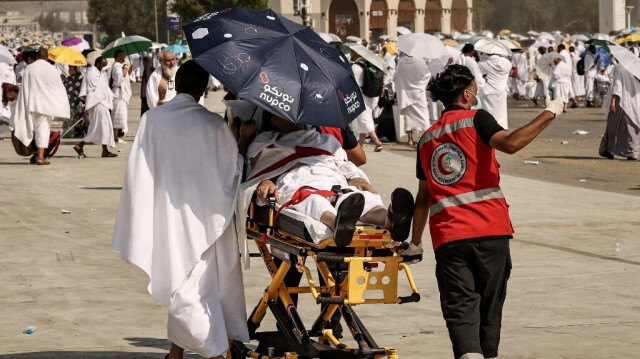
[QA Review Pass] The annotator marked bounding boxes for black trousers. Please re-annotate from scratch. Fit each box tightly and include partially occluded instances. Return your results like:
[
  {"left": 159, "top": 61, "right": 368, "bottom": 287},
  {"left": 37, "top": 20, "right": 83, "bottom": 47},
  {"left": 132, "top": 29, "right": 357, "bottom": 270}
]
[{"left": 434, "top": 237, "right": 512, "bottom": 359}]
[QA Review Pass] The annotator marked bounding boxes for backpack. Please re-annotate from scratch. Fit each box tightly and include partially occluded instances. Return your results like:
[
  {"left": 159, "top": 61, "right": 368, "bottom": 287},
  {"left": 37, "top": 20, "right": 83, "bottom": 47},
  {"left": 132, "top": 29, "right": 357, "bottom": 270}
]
[
  {"left": 355, "top": 59, "right": 384, "bottom": 97},
  {"left": 11, "top": 130, "right": 61, "bottom": 158},
  {"left": 576, "top": 56, "right": 585, "bottom": 76}
]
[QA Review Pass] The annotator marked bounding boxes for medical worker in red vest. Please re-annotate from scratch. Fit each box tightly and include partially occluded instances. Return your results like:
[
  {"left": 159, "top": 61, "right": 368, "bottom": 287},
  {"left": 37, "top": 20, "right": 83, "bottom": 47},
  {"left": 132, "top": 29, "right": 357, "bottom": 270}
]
[{"left": 407, "top": 65, "right": 564, "bottom": 359}]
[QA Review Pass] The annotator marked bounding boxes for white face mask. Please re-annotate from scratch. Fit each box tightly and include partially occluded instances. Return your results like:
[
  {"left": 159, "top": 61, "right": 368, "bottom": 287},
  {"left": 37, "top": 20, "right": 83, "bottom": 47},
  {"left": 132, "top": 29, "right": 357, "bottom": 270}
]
[{"left": 465, "top": 89, "right": 483, "bottom": 110}]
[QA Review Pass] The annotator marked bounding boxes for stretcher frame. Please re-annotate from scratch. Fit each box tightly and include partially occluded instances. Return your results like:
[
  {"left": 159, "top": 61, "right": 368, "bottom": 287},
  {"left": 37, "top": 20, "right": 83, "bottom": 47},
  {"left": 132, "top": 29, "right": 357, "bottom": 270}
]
[{"left": 228, "top": 195, "right": 420, "bottom": 359}]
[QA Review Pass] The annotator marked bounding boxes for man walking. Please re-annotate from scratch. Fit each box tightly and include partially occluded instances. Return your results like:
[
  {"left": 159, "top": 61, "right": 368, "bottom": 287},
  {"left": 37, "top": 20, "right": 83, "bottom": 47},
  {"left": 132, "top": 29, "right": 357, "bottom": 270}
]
[
  {"left": 110, "top": 49, "right": 133, "bottom": 142},
  {"left": 112, "top": 61, "right": 249, "bottom": 359},
  {"left": 410, "top": 65, "right": 564, "bottom": 359}
]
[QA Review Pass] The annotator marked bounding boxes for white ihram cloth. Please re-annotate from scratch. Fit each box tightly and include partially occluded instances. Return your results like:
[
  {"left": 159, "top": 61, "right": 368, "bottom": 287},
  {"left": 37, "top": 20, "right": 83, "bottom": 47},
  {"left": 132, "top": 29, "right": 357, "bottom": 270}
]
[
  {"left": 599, "top": 65, "right": 640, "bottom": 159},
  {"left": 350, "top": 63, "right": 377, "bottom": 134},
  {"left": 395, "top": 56, "right": 431, "bottom": 132},
  {"left": 112, "top": 93, "right": 248, "bottom": 356},
  {"left": 584, "top": 52, "right": 598, "bottom": 101},
  {"left": 571, "top": 53, "right": 586, "bottom": 97},
  {"left": 383, "top": 52, "right": 396, "bottom": 87},
  {"left": 111, "top": 62, "right": 132, "bottom": 134},
  {"left": 9, "top": 59, "right": 69, "bottom": 147},
  {"left": 552, "top": 61, "right": 572, "bottom": 102},
  {"left": 146, "top": 67, "right": 176, "bottom": 110},
  {"left": 454, "top": 54, "right": 486, "bottom": 88},
  {"left": 81, "top": 66, "right": 114, "bottom": 147},
  {"left": 510, "top": 52, "right": 528, "bottom": 95},
  {"left": 478, "top": 55, "right": 511, "bottom": 129}
]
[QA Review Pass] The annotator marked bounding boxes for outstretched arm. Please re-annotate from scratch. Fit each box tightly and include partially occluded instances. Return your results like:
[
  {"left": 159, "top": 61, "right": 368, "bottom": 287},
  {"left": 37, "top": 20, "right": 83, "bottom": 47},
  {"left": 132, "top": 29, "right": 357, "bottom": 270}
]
[{"left": 411, "top": 180, "right": 430, "bottom": 246}]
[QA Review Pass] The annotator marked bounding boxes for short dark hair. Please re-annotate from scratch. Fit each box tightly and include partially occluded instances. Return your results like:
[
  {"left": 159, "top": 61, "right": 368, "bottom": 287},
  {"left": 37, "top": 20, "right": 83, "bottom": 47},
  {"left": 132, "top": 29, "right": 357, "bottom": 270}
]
[
  {"left": 37, "top": 47, "right": 48, "bottom": 60},
  {"left": 114, "top": 49, "right": 125, "bottom": 58},
  {"left": 427, "top": 64, "right": 474, "bottom": 105},
  {"left": 175, "top": 60, "right": 209, "bottom": 94},
  {"left": 461, "top": 43, "right": 475, "bottom": 54},
  {"left": 23, "top": 51, "right": 37, "bottom": 62},
  {"left": 569, "top": 46, "right": 575, "bottom": 52},
  {"left": 557, "top": 44, "right": 565, "bottom": 51}
]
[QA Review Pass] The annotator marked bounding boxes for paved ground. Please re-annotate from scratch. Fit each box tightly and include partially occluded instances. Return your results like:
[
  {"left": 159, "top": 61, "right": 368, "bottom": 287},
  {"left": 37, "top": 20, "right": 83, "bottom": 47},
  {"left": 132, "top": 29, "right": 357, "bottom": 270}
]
[{"left": 0, "top": 85, "right": 638, "bottom": 358}]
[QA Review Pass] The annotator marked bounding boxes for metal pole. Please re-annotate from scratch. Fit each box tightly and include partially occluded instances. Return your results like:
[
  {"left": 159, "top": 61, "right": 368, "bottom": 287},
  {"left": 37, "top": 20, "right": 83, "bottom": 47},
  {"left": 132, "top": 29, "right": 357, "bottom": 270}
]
[{"left": 154, "top": 0, "right": 159, "bottom": 43}]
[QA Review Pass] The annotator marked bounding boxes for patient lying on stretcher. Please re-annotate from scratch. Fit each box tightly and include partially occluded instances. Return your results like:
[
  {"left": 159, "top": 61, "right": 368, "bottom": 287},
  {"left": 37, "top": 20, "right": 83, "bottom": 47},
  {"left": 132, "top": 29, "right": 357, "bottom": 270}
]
[{"left": 247, "top": 113, "right": 414, "bottom": 247}]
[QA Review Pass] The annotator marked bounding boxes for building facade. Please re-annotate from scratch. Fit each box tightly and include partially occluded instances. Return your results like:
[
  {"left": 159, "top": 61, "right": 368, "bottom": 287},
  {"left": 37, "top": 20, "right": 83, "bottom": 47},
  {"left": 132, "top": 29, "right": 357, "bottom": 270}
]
[{"left": 270, "top": 0, "right": 473, "bottom": 41}]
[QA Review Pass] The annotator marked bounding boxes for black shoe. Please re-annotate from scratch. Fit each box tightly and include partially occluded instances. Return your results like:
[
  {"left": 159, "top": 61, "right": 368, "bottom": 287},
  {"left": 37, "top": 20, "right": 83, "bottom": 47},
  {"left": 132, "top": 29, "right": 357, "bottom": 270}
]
[
  {"left": 600, "top": 152, "right": 614, "bottom": 159},
  {"left": 586, "top": 101, "right": 595, "bottom": 108},
  {"left": 333, "top": 193, "right": 365, "bottom": 247},
  {"left": 627, "top": 157, "right": 637, "bottom": 161},
  {"left": 389, "top": 188, "right": 415, "bottom": 242},
  {"left": 531, "top": 98, "right": 538, "bottom": 106},
  {"left": 570, "top": 102, "right": 578, "bottom": 108}
]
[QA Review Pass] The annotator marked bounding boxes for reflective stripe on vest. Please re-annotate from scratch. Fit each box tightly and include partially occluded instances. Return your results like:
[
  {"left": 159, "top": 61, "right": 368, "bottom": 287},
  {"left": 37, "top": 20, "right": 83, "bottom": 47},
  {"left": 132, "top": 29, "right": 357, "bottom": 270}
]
[
  {"left": 419, "top": 116, "right": 474, "bottom": 147},
  {"left": 429, "top": 187, "right": 505, "bottom": 217}
]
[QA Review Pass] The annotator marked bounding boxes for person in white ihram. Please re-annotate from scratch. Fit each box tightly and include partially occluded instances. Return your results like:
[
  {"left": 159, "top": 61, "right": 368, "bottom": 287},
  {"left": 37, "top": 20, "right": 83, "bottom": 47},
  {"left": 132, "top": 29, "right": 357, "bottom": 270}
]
[
  {"left": 110, "top": 49, "right": 133, "bottom": 143},
  {"left": 10, "top": 47, "right": 69, "bottom": 165},
  {"left": 395, "top": 54, "right": 431, "bottom": 146},
  {"left": 112, "top": 61, "right": 249, "bottom": 359}
]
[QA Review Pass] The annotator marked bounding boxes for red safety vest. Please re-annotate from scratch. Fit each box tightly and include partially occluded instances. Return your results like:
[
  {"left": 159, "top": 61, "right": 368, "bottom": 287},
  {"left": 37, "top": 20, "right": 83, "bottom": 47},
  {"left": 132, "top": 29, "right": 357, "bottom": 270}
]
[{"left": 418, "top": 109, "right": 513, "bottom": 250}]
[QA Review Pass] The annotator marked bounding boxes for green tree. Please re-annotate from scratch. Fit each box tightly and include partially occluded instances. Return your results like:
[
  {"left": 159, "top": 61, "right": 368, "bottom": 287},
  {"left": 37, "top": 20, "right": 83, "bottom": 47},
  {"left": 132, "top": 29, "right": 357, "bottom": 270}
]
[
  {"left": 171, "top": 0, "right": 268, "bottom": 24},
  {"left": 88, "top": 0, "right": 168, "bottom": 47},
  {"left": 473, "top": 0, "right": 495, "bottom": 30}
]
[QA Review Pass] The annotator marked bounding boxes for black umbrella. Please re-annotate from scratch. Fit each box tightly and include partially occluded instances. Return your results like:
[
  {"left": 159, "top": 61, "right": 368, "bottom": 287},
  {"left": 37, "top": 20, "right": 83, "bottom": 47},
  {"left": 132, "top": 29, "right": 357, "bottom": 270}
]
[{"left": 183, "top": 6, "right": 365, "bottom": 128}]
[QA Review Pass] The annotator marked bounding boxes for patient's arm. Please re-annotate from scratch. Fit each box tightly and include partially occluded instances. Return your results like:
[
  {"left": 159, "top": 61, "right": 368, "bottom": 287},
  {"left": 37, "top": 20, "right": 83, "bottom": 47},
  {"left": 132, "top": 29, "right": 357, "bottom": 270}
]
[
  {"left": 257, "top": 179, "right": 279, "bottom": 203},
  {"left": 347, "top": 177, "right": 377, "bottom": 194}
]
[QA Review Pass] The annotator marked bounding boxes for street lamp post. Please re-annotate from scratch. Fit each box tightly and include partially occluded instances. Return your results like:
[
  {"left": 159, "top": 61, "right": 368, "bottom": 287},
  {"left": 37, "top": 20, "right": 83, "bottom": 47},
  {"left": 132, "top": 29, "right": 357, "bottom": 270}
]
[
  {"left": 625, "top": 5, "right": 634, "bottom": 29},
  {"left": 154, "top": 0, "right": 159, "bottom": 43}
]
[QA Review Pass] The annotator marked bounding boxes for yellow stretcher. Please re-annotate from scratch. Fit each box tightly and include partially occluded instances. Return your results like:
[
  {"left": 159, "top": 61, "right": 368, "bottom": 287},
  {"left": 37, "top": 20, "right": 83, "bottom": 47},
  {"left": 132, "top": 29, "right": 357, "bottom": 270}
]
[{"left": 227, "top": 195, "right": 421, "bottom": 359}]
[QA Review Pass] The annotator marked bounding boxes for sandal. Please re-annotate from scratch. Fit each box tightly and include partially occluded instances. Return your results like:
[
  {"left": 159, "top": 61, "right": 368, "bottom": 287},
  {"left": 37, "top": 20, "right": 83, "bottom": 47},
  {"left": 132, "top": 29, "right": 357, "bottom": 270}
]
[
  {"left": 388, "top": 188, "right": 415, "bottom": 241},
  {"left": 102, "top": 151, "right": 118, "bottom": 158},
  {"left": 73, "top": 144, "right": 87, "bottom": 159},
  {"left": 35, "top": 157, "right": 50, "bottom": 165},
  {"left": 374, "top": 145, "right": 383, "bottom": 152},
  {"left": 333, "top": 193, "right": 365, "bottom": 247}
]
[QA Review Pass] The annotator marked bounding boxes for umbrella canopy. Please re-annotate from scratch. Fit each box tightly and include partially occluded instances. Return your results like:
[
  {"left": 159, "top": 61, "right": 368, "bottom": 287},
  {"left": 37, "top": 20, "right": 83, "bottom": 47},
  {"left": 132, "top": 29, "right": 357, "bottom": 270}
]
[
  {"left": 48, "top": 46, "right": 87, "bottom": 66},
  {"left": 164, "top": 44, "right": 190, "bottom": 54},
  {"left": 537, "top": 32, "right": 555, "bottom": 42},
  {"left": 61, "top": 37, "right": 90, "bottom": 52},
  {"left": 586, "top": 39, "right": 618, "bottom": 53},
  {"left": 499, "top": 39, "right": 521, "bottom": 50},
  {"left": 479, "top": 30, "right": 494, "bottom": 38},
  {"left": 382, "top": 42, "right": 397, "bottom": 55},
  {"left": 444, "top": 45, "right": 461, "bottom": 58},
  {"left": 590, "top": 33, "right": 611, "bottom": 40},
  {"left": 527, "top": 31, "right": 539, "bottom": 36},
  {"left": 610, "top": 45, "right": 640, "bottom": 81},
  {"left": 442, "top": 38, "right": 459, "bottom": 46},
  {"left": 379, "top": 35, "right": 390, "bottom": 41},
  {"left": 183, "top": 6, "right": 365, "bottom": 128},
  {"left": 318, "top": 32, "right": 341, "bottom": 43},
  {"left": 498, "top": 29, "right": 511, "bottom": 36},
  {"left": 624, "top": 34, "right": 640, "bottom": 43},
  {"left": 396, "top": 33, "right": 446, "bottom": 59},
  {"left": 102, "top": 35, "right": 152, "bottom": 57},
  {"left": 0, "top": 46, "right": 17, "bottom": 65},
  {"left": 345, "top": 35, "right": 362, "bottom": 44},
  {"left": 474, "top": 38, "right": 512, "bottom": 57},
  {"left": 396, "top": 26, "right": 412, "bottom": 35},
  {"left": 86, "top": 49, "right": 103, "bottom": 66},
  {"left": 535, "top": 52, "right": 562, "bottom": 82},
  {"left": 341, "top": 43, "right": 386, "bottom": 73},
  {"left": 464, "top": 35, "right": 488, "bottom": 44},
  {"left": 571, "top": 34, "right": 589, "bottom": 42}
]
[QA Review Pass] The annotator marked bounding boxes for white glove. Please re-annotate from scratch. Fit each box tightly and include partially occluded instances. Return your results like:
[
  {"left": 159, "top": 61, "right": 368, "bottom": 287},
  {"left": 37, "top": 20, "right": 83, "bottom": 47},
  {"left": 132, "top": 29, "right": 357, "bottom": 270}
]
[
  {"left": 544, "top": 96, "right": 564, "bottom": 117},
  {"left": 402, "top": 242, "right": 424, "bottom": 264}
]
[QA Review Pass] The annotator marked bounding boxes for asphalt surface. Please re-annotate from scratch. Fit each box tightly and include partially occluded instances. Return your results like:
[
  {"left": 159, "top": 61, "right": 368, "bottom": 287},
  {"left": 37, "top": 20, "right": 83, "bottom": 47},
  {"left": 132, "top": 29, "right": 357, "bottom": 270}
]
[{"left": 0, "top": 85, "right": 638, "bottom": 358}]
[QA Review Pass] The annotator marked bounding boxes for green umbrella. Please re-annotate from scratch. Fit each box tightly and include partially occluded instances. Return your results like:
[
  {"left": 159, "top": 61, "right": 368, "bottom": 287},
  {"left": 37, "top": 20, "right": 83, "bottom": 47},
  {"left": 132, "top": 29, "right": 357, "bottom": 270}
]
[
  {"left": 586, "top": 39, "right": 618, "bottom": 53},
  {"left": 102, "top": 35, "right": 152, "bottom": 58}
]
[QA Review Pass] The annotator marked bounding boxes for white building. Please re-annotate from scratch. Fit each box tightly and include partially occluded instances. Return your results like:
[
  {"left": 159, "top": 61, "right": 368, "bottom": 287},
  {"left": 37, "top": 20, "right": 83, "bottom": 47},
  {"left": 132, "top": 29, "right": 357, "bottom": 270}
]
[
  {"left": 269, "top": 0, "right": 473, "bottom": 41},
  {"left": 599, "top": 0, "right": 626, "bottom": 33}
]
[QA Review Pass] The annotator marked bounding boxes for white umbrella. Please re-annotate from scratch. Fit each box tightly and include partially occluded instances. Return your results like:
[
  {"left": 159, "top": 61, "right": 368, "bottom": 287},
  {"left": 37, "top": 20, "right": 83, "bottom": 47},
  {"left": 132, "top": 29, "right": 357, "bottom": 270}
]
[
  {"left": 396, "top": 33, "right": 446, "bottom": 59},
  {"left": 444, "top": 45, "right": 461, "bottom": 58},
  {"left": 68, "top": 39, "right": 90, "bottom": 52},
  {"left": 531, "top": 41, "right": 553, "bottom": 49},
  {"left": 379, "top": 35, "right": 390, "bottom": 41},
  {"left": 590, "top": 33, "right": 611, "bottom": 40},
  {"left": 535, "top": 52, "right": 562, "bottom": 83},
  {"left": 465, "top": 35, "right": 488, "bottom": 44},
  {"left": 527, "top": 30, "right": 539, "bottom": 36},
  {"left": 480, "top": 30, "right": 494, "bottom": 38},
  {"left": 538, "top": 32, "right": 555, "bottom": 42},
  {"left": 346, "top": 35, "right": 362, "bottom": 44},
  {"left": 396, "top": 26, "right": 412, "bottom": 35},
  {"left": 457, "top": 34, "right": 472, "bottom": 42},
  {"left": 317, "top": 32, "right": 335, "bottom": 44},
  {"left": 474, "top": 38, "right": 512, "bottom": 57},
  {"left": 571, "top": 34, "right": 589, "bottom": 42},
  {"left": 0, "top": 46, "right": 16, "bottom": 65},
  {"left": 610, "top": 45, "right": 640, "bottom": 81}
]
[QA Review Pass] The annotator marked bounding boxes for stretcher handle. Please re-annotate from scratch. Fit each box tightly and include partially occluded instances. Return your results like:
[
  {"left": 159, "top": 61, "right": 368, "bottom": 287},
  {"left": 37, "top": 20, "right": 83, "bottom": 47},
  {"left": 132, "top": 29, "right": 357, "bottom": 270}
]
[
  {"left": 398, "top": 292, "right": 421, "bottom": 304},
  {"left": 267, "top": 195, "right": 276, "bottom": 209},
  {"left": 316, "top": 253, "right": 346, "bottom": 263},
  {"left": 316, "top": 296, "right": 346, "bottom": 305}
]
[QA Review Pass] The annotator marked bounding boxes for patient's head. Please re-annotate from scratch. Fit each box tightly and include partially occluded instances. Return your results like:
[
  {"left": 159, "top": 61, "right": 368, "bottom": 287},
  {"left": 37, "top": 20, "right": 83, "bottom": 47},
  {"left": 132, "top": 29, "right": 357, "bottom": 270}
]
[{"left": 263, "top": 111, "right": 303, "bottom": 134}]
